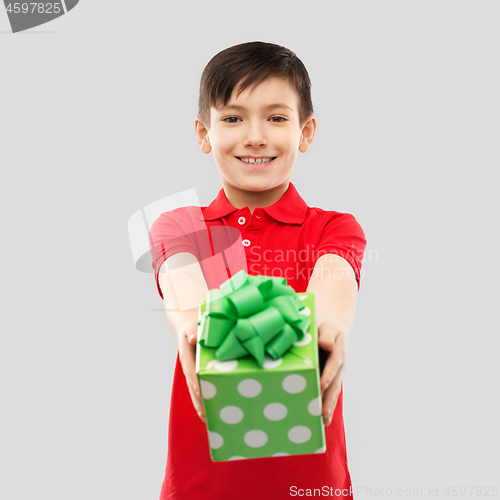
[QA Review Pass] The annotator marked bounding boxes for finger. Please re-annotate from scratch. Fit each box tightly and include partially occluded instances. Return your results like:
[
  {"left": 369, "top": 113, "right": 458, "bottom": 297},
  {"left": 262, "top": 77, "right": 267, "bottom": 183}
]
[
  {"left": 178, "top": 335, "right": 206, "bottom": 422},
  {"left": 186, "top": 384, "right": 206, "bottom": 423},
  {"left": 318, "top": 334, "right": 334, "bottom": 351},
  {"left": 181, "top": 318, "right": 199, "bottom": 345},
  {"left": 317, "top": 320, "right": 342, "bottom": 345},
  {"left": 320, "top": 334, "right": 345, "bottom": 391},
  {"left": 179, "top": 335, "right": 199, "bottom": 395},
  {"left": 322, "top": 368, "right": 344, "bottom": 426}
]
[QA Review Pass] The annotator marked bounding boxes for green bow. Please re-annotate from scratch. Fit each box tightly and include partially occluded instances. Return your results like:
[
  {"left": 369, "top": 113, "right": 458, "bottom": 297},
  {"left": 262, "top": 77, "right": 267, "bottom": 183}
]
[{"left": 198, "top": 270, "right": 310, "bottom": 366}]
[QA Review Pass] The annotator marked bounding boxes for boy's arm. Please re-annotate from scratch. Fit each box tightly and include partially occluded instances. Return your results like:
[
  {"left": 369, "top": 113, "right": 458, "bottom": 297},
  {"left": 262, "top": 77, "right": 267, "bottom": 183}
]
[
  {"left": 306, "top": 253, "right": 359, "bottom": 426},
  {"left": 158, "top": 252, "right": 209, "bottom": 423}
]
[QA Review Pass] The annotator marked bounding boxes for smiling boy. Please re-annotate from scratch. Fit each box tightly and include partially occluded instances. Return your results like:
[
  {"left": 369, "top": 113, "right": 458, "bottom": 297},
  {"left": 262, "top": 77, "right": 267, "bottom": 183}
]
[
  {"left": 149, "top": 41, "right": 366, "bottom": 499},
  {"left": 197, "top": 75, "right": 310, "bottom": 209}
]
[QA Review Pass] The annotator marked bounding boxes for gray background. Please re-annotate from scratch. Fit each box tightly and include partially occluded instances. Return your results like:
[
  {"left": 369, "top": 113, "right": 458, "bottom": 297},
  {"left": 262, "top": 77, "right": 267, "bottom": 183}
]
[{"left": 1, "top": 1, "right": 499, "bottom": 499}]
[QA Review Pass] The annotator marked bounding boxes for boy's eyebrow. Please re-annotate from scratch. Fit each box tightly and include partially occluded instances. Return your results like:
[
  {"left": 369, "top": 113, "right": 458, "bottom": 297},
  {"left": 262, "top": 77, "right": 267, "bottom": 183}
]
[{"left": 219, "top": 103, "right": 294, "bottom": 112}]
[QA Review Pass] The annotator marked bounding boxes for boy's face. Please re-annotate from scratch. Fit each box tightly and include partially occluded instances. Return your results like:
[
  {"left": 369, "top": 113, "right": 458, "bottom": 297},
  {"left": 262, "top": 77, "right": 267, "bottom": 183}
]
[{"left": 196, "top": 76, "right": 315, "bottom": 196}]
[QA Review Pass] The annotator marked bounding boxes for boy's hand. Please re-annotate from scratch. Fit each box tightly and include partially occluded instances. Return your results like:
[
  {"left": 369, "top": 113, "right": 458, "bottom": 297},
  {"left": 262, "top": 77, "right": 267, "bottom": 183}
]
[
  {"left": 177, "top": 318, "right": 206, "bottom": 423},
  {"left": 318, "top": 321, "right": 346, "bottom": 426}
]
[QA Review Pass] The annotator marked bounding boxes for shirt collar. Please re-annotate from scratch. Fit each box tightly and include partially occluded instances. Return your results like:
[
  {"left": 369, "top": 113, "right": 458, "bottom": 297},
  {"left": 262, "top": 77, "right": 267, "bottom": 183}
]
[{"left": 202, "top": 182, "right": 308, "bottom": 225}]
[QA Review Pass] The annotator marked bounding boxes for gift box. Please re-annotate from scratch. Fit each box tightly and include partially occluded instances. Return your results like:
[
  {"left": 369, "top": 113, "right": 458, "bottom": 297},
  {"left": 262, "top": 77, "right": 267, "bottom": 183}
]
[{"left": 196, "top": 270, "right": 326, "bottom": 461}]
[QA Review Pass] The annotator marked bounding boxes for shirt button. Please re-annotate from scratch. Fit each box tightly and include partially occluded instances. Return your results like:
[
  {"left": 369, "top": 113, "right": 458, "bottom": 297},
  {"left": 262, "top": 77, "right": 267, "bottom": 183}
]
[
  {"left": 238, "top": 216, "right": 246, "bottom": 225},
  {"left": 242, "top": 239, "right": 251, "bottom": 247}
]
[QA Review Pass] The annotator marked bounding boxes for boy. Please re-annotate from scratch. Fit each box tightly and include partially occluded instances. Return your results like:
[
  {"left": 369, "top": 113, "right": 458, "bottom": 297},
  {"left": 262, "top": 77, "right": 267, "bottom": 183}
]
[{"left": 149, "top": 41, "right": 366, "bottom": 499}]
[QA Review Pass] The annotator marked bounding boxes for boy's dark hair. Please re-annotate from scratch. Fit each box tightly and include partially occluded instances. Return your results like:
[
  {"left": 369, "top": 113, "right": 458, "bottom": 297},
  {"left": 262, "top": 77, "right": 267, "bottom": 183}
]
[{"left": 198, "top": 41, "right": 313, "bottom": 129}]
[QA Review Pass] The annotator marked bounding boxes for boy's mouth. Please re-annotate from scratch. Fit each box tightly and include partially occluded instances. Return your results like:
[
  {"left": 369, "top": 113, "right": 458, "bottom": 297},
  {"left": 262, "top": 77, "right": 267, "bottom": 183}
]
[{"left": 236, "top": 156, "right": 277, "bottom": 165}]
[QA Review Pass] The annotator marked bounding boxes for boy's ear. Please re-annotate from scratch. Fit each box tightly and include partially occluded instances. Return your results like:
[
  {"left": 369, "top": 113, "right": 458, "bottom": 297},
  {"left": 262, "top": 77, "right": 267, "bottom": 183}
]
[
  {"left": 195, "top": 116, "right": 211, "bottom": 154},
  {"left": 299, "top": 115, "right": 317, "bottom": 153}
]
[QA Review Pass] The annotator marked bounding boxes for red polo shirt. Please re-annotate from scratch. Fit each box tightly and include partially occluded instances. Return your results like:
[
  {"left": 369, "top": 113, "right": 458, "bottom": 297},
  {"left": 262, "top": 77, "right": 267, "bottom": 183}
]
[{"left": 149, "top": 182, "right": 366, "bottom": 500}]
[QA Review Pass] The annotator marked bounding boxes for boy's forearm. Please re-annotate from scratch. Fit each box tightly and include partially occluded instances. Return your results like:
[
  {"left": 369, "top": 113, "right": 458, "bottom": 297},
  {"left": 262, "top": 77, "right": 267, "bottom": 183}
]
[
  {"left": 306, "top": 254, "right": 359, "bottom": 349},
  {"left": 158, "top": 254, "right": 209, "bottom": 339}
]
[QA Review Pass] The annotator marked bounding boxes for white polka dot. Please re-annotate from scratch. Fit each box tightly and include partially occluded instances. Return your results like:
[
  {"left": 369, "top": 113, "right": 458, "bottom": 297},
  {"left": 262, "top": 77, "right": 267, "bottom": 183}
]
[
  {"left": 315, "top": 445, "right": 327, "bottom": 454},
  {"left": 208, "top": 431, "right": 224, "bottom": 449},
  {"left": 220, "top": 406, "right": 244, "bottom": 424},
  {"left": 308, "top": 396, "right": 322, "bottom": 416},
  {"left": 200, "top": 380, "right": 216, "bottom": 399},
  {"left": 228, "top": 455, "right": 246, "bottom": 461},
  {"left": 300, "top": 306, "right": 311, "bottom": 316},
  {"left": 263, "top": 403, "right": 288, "bottom": 421},
  {"left": 244, "top": 430, "right": 268, "bottom": 448},
  {"left": 288, "top": 426, "right": 312, "bottom": 444},
  {"left": 299, "top": 296, "right": 307, "bottom": 301},
  {"left": 262, "top": 355, "right": 283, "bottom": 369},
  {"left": 206, "top": 359, "right": 238, "bottom": 372},
  {"left": 282, "top": 374, "right": 307, "bottom": 394},
  {"left": 272, "top": 452, "right": 290, "bottom": 457},
  {"left": 302, "top": 358, "right": 313, "bottom": 366},
  {"left": 293, "top": 332, "right": 312, "bottom": 347},
  {"left": 238, "top": 379, "right": 262, "bottom": 398}
]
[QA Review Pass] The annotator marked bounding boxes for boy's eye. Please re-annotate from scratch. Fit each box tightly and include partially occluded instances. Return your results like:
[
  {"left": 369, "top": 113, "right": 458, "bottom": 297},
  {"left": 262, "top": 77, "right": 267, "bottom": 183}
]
[
  {"left": 270, "top": 116, "right": 287, "bottom": 123},
  {"left": 223, "top": 117, "right": 241, "bottom": 123}
]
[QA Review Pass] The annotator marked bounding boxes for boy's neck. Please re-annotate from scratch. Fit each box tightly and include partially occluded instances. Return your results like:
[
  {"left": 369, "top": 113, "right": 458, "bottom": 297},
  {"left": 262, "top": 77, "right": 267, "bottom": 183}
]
[{"left": 223, "top": 182, "right": 290, "bottom": 214}]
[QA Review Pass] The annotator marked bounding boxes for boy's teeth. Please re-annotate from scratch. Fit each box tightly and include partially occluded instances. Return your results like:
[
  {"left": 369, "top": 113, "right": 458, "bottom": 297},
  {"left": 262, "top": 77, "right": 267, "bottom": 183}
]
[{"left": 239, "top": 157, "right": 274, "bottom": 164}]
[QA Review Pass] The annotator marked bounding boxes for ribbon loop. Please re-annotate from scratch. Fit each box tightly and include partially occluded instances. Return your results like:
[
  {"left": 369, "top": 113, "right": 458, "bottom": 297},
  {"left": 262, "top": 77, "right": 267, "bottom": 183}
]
[
  {"left": 199, "top": 270, "right": 310, "bottom": 366},
  {"left": 228, "top": 285, "right": 266, "bottom": 317}
]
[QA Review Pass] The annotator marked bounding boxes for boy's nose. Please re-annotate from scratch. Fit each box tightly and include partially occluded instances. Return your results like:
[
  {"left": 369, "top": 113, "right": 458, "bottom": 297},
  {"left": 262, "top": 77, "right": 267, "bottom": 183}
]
[{"left": 243, "top": 124, "right": 267, "bottom": 148}]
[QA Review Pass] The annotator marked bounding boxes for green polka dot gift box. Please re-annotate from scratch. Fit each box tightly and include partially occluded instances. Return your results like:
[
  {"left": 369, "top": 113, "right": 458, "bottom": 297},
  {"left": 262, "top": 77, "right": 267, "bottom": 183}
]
[{"left": 195, "top": 270, "right": 326, "bottom": 462}]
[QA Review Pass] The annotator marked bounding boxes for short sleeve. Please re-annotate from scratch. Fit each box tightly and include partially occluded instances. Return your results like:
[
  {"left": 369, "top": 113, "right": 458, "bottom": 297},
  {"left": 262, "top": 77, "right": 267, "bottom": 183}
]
[
  {"left": 148, "top": 207, "right": 203, "bottom": 300},
  {"left": 313, "top": 213, "right": 367, "bottom": 290}
]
